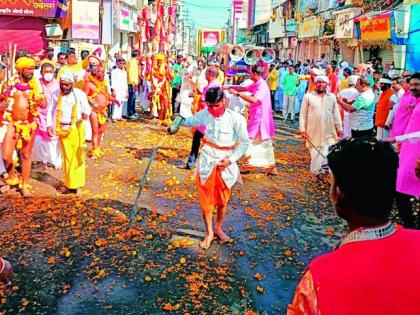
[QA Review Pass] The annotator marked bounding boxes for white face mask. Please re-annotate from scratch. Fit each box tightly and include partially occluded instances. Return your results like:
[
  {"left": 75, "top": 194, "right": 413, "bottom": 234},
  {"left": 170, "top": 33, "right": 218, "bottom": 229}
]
[{"left": 43, "top": 73, "right": 54, "bottom": 82}]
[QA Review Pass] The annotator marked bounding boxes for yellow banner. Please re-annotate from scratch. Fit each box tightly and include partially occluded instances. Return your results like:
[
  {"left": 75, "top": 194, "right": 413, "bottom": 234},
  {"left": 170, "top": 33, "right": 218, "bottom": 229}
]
[{"left": 360, "top": 14, "right": 391, "bottom": 40}]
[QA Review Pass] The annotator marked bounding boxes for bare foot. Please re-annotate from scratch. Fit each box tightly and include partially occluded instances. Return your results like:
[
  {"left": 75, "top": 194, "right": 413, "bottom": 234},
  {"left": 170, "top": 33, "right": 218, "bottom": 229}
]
[
  {"left": 214, "top": 228, "right": 230, "bottom": 243},
  {"left": 199, "top": 233, "right": 214, "bottom": 250},
  {"left": 21, "top": 188, "right": 31, "bottom": 198}
]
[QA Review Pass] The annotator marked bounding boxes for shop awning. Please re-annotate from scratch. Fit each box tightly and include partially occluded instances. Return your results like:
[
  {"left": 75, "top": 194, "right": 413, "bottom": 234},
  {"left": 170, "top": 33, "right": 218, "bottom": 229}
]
[{"left": 0, "top": 16, "right": 47, "bottom": 54}]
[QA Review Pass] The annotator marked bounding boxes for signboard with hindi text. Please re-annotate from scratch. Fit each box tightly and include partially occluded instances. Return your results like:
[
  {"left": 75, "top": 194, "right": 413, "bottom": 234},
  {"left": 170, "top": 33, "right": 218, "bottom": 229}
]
[
  {"left": 0, "top": 0, "right": 60, "bottom": 17},
  {"left": 335, "top": 9, "right": 357, "bottom": 39},
  {"left": 72, "top": 0, "right": 99, "bottom": 39},
  {"left": 298, "top": 16, "right": 320, "bottom": 39},
  {"left": 359, "top": 13, "right": 391, "bottom": 40}
]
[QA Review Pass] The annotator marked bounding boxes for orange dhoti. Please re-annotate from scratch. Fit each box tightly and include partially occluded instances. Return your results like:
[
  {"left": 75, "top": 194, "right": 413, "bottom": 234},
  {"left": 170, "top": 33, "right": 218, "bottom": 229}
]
[{"left": 195, "top": 167, "right": 231, "bottom": 215}]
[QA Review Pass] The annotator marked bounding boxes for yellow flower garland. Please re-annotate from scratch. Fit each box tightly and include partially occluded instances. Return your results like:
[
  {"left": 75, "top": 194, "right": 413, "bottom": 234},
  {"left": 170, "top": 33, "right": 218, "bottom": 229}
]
[
  {"left": 13, "top": 120, "right": 37, "bottom": 149},
  {"left": 55, "top": 93, "right": 78, "bottom": 138}
]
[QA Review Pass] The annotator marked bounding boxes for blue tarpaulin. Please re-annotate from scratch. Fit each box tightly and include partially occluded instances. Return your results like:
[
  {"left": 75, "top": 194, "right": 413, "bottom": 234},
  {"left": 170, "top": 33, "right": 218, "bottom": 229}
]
[{"left": 406, "top": 4, "right": 420, "bottom": 72}]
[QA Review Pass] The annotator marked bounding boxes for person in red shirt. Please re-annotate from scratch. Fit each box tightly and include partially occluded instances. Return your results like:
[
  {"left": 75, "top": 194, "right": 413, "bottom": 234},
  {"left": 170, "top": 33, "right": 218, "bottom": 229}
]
[
  {"left": 375, "top": 76, "right": 394, "bottom": 140},
  {"left": 326, "top": 63, "right": 339, "bottom": 95},
  {"left": 288, "top": 138, "right": 420, "bottom": 315}
]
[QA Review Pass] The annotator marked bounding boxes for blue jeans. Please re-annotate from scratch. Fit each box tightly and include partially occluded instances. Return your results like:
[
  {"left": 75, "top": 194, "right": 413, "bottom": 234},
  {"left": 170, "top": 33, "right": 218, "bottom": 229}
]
[
  {"left": 127, "top": 84, "right": 137, "bottom": 116},
  {"left": 275, "top": 88, "right": 284, "bottom": 112}
]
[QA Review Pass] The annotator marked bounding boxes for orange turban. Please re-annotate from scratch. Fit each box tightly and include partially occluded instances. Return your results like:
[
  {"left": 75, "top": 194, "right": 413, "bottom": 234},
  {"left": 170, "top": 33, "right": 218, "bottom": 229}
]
[{"left": 15, "top": 57, "right": 35, "bottom": 72}]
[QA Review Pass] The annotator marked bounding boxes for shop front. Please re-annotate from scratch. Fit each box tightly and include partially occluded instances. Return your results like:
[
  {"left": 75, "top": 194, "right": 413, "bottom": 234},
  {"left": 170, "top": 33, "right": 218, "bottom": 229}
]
[
  {"left": 297, "top": 16, "right": 321, "bottom": 61},
  {"left": 0, "top": 1, "right": 66, "bottom": 54}
]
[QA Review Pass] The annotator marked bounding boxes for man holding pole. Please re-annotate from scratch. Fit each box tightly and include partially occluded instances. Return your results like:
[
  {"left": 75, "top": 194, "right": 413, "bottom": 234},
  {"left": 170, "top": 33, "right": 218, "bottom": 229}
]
[
  {"left": 299, "top": 75, "right": 343, "bottom": 180},
  {"left": 168, "top": 87, "right": 249, "bottom": 249}
]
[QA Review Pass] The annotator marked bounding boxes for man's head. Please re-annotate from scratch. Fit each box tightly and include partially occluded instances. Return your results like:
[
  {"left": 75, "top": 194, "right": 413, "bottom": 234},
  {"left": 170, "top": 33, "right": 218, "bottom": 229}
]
[
  {"left": 40, "top": 62, "right": 55, "bottom": 82},
  {"left": 205, "top": 87, "right": 226, "bottom": 118},
  {"left": 282, "top": 61, "right": 288, "bottom": 68},
  {"left": 46, "top": 47, "right": 55, "bottom": 60},
  {"left": 391, "top": 77, "right": 402, "bottom": 93},
  {"left": 15, "top": 57, "right": 35, "bottom": 82},
  {"left": 348, "top": 75, "right": 359, "bottom": 87},
  {"left": 176, "top": 55, "right": 183, "bottom": 64},
  {"left": 33, "top": 55, "right": 41, "bottom": 69},
  {"left": 250, "top": 65, "right": 264, "bottom": 81},
  {"left": 132, "top": 50, "right": 139, "bottom": 58},
  {"left": 91, "top": 65, "right": 105, "bottom": 81},
  {"left": 355, "top": 76, "right": 370, "bottom": 93},
  {"left": 197, "top": 57, "right": 207, "bottom": 70},
  {"left": 327, "top": 139, "right": 398, "bottom": 223},
  {"left": 321, "top": 53, "right": 326, "bottom": 59},
  {"left": 409, "top": 72, "right": 420, "bottom": 98},
  {"left": 116, "top": 58, "right": 126, "bottom": 69},
  {"left": 288, "top": 65, "right": 295, "bottom": 74},
  {"left": 57, "top": 52, "right": 67, "bottom": 65},
  {"left": 67, "top": 51, "right": 77, "bottom": 65},
  {"left": 402, "top": 76, "right": 410, "bottom": 91},
  {"left": 314, "top": 75, "right": 329, "bottom": 93},
  {"left": 326, "top": 63, "right": 333, "bottom": 75},
  {"left": 343, "top": 67, "right": 352, "bottom": 78},
  {"left": 269, "top": 64, "right": 275, "bottom": 71},
  {"left": 59, "top": 70, "right": 74, "bottom": 95},
  {"left": 379, "top": 76, "right": 392, "bottom": 92},
  {"left": 205, "top": 66, "right": 218, "bottom": 82},
  {"left": 81, "top": 50, "right": 90, "bottom": 61}
]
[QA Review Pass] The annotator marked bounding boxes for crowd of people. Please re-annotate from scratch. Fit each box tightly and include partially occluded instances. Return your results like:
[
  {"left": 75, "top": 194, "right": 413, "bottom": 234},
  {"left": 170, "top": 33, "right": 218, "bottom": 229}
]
[{"left": 0, "top": 46, "right": 419, "bottom": 310}]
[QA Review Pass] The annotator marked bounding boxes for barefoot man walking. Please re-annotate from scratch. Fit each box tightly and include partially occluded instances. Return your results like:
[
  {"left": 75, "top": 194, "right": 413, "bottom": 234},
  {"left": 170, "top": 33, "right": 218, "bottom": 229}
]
[{"left": 168, "top": 87, "right": 249, "bottom": 249}]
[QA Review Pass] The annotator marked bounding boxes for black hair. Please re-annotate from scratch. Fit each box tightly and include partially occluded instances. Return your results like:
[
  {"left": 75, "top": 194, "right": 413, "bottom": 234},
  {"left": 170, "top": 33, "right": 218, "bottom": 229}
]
[
  {"left": 205, "top": 87, "right": 224, "bottom": 103},
  {"left": 392, "top": 76, "right": 402, "bottom": 84},
  {"left": 81, "top": 50, "right": 89, "bottom": 59},
  {"left": 328, "top": 139, "right": 398, "bottom": 220},
  {"left": 251, "top": 65, "right": 265, "bottom": 75},
  {"left": 57, "top": 52, "right": 67, "bottom": 58},
  {"left": 410, "top": 72, "right": 420, "bottom": 81},
  {"left": 132, "top": 50, "right": 139, "bottom": 57},
  {"left": 40, "top": 62, "right": 54, "bottom": 72}
]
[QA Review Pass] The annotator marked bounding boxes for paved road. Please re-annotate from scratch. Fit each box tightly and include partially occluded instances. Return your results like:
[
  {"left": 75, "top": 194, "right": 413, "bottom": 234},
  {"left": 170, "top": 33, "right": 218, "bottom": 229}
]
[{"left": 0, "top": 116, "right": 345, "bottom": 314}]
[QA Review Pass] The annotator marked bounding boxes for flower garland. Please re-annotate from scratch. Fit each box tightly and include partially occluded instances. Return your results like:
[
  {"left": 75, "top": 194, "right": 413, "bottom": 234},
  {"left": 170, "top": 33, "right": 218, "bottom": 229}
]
[
  {"left": 86, "top": 74, "right": 111, "bottom": 126},
  {"left": 1, "top": 74, "right": 43, "bottom": 124},
  {"left": 13, "top": 120, "right": 38, "bottom": 150},
  {"left": 55, "top": 93, "right": 78, "bottom": 138}
]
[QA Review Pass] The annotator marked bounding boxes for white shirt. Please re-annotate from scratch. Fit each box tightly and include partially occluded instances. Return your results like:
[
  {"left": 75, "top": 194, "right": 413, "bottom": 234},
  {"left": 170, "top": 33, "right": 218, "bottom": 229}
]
[
  {"left": 182, "top": 108, "right": 250, "bottom": 188},
  {"left": 47, "top": 88, "right": 91, "bottom": 126},
  {"left": 338, "top": 87, "right": 359, "bottom": 102},
  {"left": 111, "top": 68, "right": 129, "bottom": 102}
]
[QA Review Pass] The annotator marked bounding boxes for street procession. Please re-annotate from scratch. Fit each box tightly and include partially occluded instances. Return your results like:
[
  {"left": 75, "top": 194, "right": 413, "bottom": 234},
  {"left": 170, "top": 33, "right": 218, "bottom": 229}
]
[{"left": 0, "top": 0, "right": 419, "bottom": 313}]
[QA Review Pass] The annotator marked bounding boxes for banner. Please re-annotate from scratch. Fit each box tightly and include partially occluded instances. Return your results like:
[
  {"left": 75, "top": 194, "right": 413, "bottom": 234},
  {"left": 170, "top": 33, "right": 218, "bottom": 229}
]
[
  {"left": 359, "top": 13, "right": 391, "bottom": 40},
  {"left": 335, "top": 9, "right": 356, "bottom": 39},
  {"left": 227, "top": 59, "right": 250, "bottom": 76},
  {"left": 0, "top": 0, "right": 63, "bottom": 18},
  {"left": 202, "top": 30, "right": 221, "bottom": 47},
  {"left": 72, "top": 0, "right": 99, "bottom": 40},
  {"left": 298, "top": 16, "right": 320, "bottom": 39}
]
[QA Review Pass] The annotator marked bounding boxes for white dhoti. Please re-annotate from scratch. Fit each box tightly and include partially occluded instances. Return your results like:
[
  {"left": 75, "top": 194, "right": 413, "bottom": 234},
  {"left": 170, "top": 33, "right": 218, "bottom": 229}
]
[
  {"left": 309, "top": 145, "right": 329, "bottom": 175},
  {"left": 112, "top": 101, "right": 127, "bottom": 120},
  {"left": 243, "top": 136, "right": 276, "bottom": 172},
  {"left": 31, "top": 132, "right": 62, "bottom": 168}
]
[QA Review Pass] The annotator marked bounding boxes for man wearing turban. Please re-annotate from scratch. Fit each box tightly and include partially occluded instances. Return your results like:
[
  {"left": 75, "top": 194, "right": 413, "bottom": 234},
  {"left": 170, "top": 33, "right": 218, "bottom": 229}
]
[
  {"left": 299, "top": 74, "right": 343, "bottom": 182},
  {"left": 0, "top": 56, "right": 47, "bottom": 197},
  {"left": 150, "top": 53, "right": 172, "bottom": 123},
  {"left": 46, "top": 70, "right": 91, "bottom": 195}
]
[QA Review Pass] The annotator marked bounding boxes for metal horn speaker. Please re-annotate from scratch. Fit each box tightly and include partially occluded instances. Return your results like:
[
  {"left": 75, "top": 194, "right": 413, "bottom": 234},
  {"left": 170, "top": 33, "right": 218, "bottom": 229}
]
[
  {"left": 229, "top": 45, "right": 245, "bottom": 62},
  {"left": 261, "top": 47, "right": 275, "bottom": 63},
  {"left": 244, "top": 47, "right": 261, "bottom": 65}
]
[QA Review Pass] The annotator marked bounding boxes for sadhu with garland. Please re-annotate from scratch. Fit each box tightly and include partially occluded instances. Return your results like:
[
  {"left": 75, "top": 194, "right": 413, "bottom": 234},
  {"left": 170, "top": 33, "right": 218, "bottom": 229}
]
[
  {"left": 0, "top": 57, "right": 47, "bottom": 197},
  {"left": 149, "top": 53, "right": 173, "bottom": 125},
  {"left": 82, "top": 60, "right": 119, "bottom": 159}
]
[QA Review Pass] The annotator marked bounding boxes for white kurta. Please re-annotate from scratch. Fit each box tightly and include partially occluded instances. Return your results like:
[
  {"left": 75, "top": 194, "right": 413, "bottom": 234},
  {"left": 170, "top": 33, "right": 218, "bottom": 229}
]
[
  {"left": 338, "top": 87, "right": 359, "bottom": 139},
  {"left": 299, "top": 91, "right": 342, "bottom": 175},
  {"left": 182, "top": 108, "right": 250, "bottom": 188},
  {"left": 111, "top": 68, "right": 129, "bottom": 120}
]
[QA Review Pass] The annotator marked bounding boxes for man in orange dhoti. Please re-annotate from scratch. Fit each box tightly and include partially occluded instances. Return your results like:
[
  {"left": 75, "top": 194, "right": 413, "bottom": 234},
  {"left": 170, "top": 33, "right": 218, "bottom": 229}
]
[
  {"left": 0, "top": 57, "right": 47, "bottom": 197},
  {"left": 168, "top": 87, "right": 249, "bottom": 249}
]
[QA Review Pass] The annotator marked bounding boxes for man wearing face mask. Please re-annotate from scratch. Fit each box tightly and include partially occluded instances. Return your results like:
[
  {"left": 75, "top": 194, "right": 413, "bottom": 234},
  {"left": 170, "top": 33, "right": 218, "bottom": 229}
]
[
  {"left": 168, "top": 87, "right": 249, "bottom": 249},
  {"left": 32, "top": 62, "right": 62, "bottom": 170},
  {"left": 0, "top": 57, "right": 47, "bottom": 197},
  {"left": 47, "top": 70, "right": 91, "bottom": 195}
]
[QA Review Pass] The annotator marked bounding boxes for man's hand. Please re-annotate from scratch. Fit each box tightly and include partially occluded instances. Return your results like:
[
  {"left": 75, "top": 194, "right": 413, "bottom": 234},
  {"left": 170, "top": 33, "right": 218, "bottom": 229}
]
[
  {"left": 217, "top": 158, "right": 231, "bottom": 171},
  {"left": 300, "top": 131, "right": 309, "bottom": 140},
  {"left": 47, "top": 127, "right": 55, "bottom": 137},
  {"left": 0, "top": 258, "right": 12, "bottom": 285},
  {"left": 415, "top": 159, "right": 420, "bottom": 179},
  {"left": 383, "top": 137, "right": 396, "bottom": 143},
  {"left": 227, "top": 88, "right": 239, "bottom": 96},
  {"left": 114, "top": 99, "right": 121, "bottom": 107},
  {"left": 37, "top": 98, "right": 48, "bottom": 109},
  {"left": 81, "top": 113, "right": 88, "bottom": 120},
  {"left": 336, "top": 130, "right": 343, "bottom": 138}
]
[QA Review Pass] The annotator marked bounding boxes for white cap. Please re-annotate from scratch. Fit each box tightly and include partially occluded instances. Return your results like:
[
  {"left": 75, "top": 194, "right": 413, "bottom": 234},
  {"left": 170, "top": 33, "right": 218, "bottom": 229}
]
[
  {"left": 311, "top": 68, "right": 325, "bottom": 76},
  {"left": 314, "top": 75, "right": 329, "bottom": 84},
  {"left": 60, "top": 70, "right": 75, "bottom": 83},
  {"left": 348, "top": 75, "right": 359, "bottom": 85}
]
